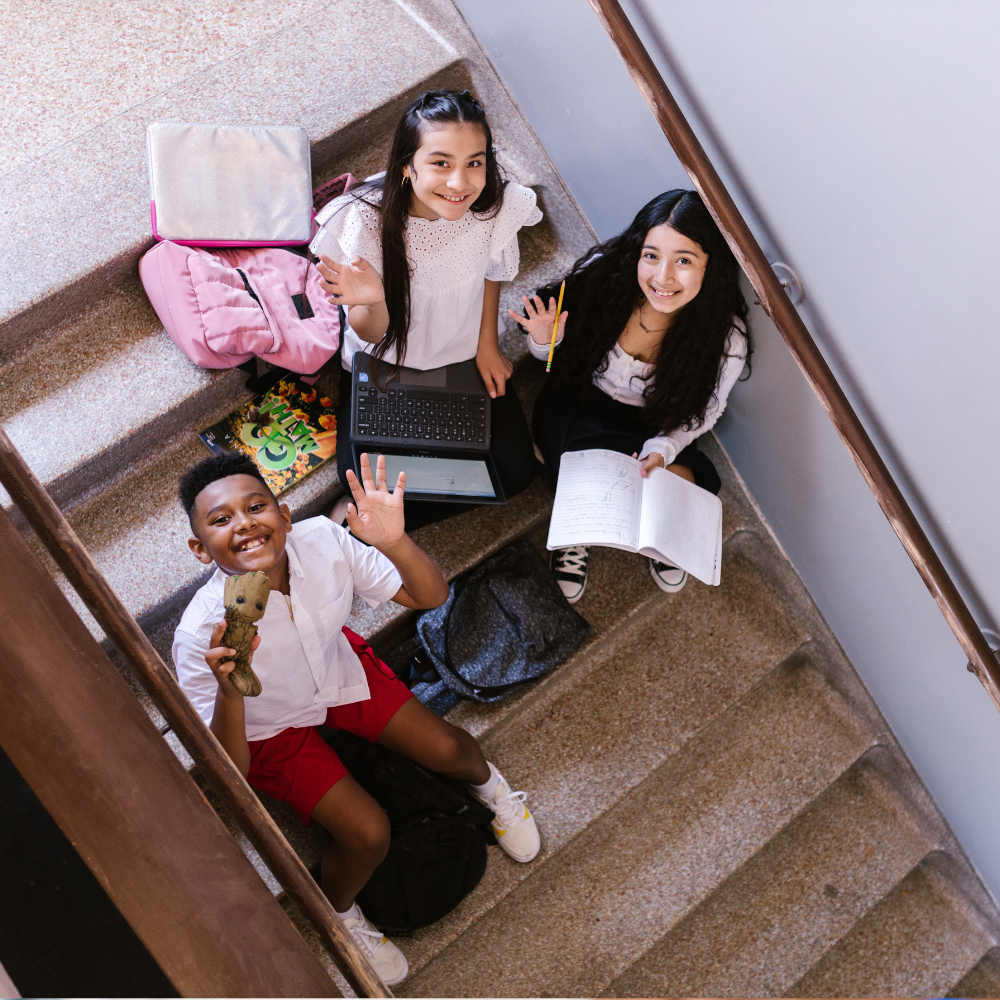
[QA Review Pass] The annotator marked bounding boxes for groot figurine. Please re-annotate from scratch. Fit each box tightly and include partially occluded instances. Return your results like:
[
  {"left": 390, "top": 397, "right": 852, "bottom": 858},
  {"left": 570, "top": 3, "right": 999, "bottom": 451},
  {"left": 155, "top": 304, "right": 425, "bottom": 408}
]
[{"left": 222, "top": 572, "right": 271, "bottom": 697}]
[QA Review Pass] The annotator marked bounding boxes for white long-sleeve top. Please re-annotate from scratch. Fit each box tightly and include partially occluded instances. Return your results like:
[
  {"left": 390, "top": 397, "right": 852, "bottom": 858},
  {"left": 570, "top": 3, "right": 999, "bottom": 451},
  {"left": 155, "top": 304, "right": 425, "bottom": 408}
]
[
  {"left": 526, "top": 325, "right": 747, "bottom": 465},
  {"left": 311, "top": 177, "right": 542, "bottom": 371}
]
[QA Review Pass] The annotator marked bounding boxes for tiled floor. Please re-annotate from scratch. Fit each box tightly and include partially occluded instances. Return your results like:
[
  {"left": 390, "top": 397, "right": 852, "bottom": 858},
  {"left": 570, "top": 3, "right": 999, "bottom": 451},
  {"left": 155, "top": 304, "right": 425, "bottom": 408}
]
[{"left": 0, "top": 1, "right": 325, "bottom": 167}]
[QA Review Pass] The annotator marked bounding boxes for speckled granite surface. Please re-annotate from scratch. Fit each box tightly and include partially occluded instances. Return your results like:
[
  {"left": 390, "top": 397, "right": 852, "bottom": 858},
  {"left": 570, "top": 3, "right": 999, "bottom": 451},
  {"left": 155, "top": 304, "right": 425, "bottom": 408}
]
[
  {"left": 949, "top": 944, "right": 1000, "bottom": 998},
  {"left": 788, "top": 852, "right": 996, "bottom": 999},
  {"left": 403, "top": 658, "right": 868, "bottom": 996},
  {"left": 5, "top": 2, "right": 999, "bottom": 995},
  {"left": 601, "top": 750, "right": 933, "bottom": 999},
  {"left": 0, "top": 0, "right": 459, "bottom": 354}
]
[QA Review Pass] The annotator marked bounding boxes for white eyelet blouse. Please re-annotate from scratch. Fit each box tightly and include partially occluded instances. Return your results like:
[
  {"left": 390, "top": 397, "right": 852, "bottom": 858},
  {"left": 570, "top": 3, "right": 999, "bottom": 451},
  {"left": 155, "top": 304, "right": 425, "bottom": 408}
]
[{"left": 311, "top": 177, "right": 543, "bottom": 371}]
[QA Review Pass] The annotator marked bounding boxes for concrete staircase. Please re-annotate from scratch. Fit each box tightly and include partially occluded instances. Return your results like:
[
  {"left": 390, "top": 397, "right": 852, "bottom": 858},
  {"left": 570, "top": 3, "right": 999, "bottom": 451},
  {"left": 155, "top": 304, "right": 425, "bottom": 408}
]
[{"left": 4, "top": 1, "right": 1000, "bottom": 996}]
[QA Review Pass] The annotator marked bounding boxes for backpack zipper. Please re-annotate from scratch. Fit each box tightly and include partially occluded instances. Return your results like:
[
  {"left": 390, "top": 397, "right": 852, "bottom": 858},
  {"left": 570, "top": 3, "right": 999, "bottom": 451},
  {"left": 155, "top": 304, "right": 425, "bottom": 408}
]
[{"left": 236, "top": 267, "right": 276, "bottom": 352}]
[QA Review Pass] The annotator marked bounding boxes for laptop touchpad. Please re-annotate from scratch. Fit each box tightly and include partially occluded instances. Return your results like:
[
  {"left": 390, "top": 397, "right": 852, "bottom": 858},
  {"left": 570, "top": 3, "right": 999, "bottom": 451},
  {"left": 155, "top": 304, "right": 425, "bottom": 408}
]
[{"left": 401, "top": 367, "right": 448, "bottom": 388}]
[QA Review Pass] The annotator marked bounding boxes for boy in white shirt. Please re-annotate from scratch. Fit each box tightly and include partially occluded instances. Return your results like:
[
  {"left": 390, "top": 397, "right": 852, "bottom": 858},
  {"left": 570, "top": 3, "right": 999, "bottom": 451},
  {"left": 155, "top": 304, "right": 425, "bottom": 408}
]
[{"left": 172, "top": 451, "right": 539, "bottom": 985}]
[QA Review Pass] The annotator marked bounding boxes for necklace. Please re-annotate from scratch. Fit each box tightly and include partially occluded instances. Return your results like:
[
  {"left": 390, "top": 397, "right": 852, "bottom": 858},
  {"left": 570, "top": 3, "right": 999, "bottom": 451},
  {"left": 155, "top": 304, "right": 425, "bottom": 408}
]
[
  {"left": 284, "top": 594, "right": 294, "bottom": 622},
  {"left": 636, "top": 304, "right": 670, "bottom": 336}
]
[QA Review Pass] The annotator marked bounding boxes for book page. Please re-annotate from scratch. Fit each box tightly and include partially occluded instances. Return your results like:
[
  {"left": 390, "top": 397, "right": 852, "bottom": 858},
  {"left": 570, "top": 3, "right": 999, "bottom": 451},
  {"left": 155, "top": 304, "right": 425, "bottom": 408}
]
[
  {"left": 546, "top": 449, "right": 643, "bottom": 552},
  {"left": 637, "top": 467, "right": 724, "bottom": 586}
]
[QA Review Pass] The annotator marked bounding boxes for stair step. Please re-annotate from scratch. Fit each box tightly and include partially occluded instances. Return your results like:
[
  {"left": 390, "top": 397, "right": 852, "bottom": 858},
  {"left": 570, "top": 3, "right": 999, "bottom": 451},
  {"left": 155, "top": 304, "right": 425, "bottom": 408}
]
[
  {"left": 443, "top": 445, "right": 769, "bottom": 741},
  {"left": 788, "top": 852, "right": 997, "bottom": 999},
  {"left": 394, "top": 542, "right": 808, "bottom": 986},
  {"left": 0, "top": 288, "right": 245, "bottom": 512},
  {"left": 599, "top": 749, "right": 933, "bottom": 999},
  {"left": 29, "top": 386, "right": 341, "bottom": 641},
  {"left": 0, "top": 0, "right": 460, "bottom": 358},
  {"left": 402, "top": 653, "right": 871, "bottom": 997},
  {"left": 949, "top": 945, "right": 1000, "bottom": 998}
]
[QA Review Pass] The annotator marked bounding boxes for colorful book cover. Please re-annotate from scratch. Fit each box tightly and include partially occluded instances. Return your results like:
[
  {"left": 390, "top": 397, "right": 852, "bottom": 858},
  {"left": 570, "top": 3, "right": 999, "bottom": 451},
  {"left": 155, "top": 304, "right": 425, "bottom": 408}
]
[{"left": 199, "top": 378, "right": 337, "bottom": 495}]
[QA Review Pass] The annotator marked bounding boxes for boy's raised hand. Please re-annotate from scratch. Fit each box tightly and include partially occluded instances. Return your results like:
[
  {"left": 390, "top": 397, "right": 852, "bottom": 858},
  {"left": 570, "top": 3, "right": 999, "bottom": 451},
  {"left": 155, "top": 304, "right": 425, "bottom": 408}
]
[
  {"left": 508, "top": 294, "right": 568, "bottom": 346},
  {"left": 317, "top": 253, "right": 385, "bottom": 307},
  {"left": 205, "top": 621, "right": 260, "bottom": 697},
  {"left": 344, "top": 453, "right": 406, "bottom": 550}
]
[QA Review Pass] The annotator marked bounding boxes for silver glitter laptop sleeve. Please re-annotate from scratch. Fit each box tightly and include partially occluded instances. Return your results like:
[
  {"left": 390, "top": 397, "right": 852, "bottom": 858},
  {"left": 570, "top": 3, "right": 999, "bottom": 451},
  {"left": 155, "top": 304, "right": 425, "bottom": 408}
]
[{"left": 147, "top": 123, "right": 313, "bottom": 246}]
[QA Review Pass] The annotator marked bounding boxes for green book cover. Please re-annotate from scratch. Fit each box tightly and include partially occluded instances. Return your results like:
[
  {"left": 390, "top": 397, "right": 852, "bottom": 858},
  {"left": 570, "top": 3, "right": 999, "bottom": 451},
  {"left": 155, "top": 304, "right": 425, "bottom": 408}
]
[{"left": 199, "top": 377, "right": 338, "bottom": 496}]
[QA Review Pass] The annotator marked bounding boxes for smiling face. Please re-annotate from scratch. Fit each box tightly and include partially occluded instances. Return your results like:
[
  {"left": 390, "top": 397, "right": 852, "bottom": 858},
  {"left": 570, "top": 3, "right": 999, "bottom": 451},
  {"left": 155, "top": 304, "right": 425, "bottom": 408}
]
[
  {"left": 187, "top": 474, "right": 292, "bottom": 576},
  {"left": 637, "top": 224, "right": 709, "bottom": 318},
  {"left": 403, "top": 121, "right": 488, "bottom": 222}
]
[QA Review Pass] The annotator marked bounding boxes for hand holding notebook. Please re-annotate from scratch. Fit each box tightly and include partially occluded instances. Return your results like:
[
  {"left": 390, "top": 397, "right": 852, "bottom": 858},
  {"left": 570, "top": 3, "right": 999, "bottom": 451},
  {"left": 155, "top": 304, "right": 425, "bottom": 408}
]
[{"left": 546, "top": 449, "right": 723, "bottom": 586}]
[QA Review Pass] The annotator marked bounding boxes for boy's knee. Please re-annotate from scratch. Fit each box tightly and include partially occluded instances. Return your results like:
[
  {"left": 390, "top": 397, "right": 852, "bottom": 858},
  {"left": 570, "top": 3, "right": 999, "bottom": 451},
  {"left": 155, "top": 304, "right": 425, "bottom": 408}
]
[
  {"left": 433, "top": 723, "right": 480, "bottom": 770},
  {"left": 345, "top": 806, "right": 390, "bottom": 863}
]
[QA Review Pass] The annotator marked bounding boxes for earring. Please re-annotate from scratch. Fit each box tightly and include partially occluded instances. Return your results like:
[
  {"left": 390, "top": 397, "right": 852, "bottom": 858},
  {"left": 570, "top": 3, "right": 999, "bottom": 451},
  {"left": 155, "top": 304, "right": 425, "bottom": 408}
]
[{"left": 401, "top": 174, "right": 409, "bottom": 188}]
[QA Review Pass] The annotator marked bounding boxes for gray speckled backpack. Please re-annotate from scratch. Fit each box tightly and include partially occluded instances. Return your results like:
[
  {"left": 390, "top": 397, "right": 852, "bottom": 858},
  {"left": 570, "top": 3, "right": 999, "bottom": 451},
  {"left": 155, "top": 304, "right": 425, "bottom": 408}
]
[{"left": 415, "top": 539, "right": 591, "bottom": 708}]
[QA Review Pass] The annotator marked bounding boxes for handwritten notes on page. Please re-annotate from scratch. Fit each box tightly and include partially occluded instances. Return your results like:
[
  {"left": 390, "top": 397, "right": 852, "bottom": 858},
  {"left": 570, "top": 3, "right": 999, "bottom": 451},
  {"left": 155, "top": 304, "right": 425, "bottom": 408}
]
[{"left": 547, "top": 450, "right": 642, "bottom": 552}]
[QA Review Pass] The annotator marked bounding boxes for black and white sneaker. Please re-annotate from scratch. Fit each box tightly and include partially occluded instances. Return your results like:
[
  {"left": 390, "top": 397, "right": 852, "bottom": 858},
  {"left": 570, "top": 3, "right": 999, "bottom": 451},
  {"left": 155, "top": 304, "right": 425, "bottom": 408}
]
[
  {"left": 551, "top": 545, "right": 589, "bottom": 604},
  {"left": 649, "top": 558, "right": 687, "bottom": 593}
]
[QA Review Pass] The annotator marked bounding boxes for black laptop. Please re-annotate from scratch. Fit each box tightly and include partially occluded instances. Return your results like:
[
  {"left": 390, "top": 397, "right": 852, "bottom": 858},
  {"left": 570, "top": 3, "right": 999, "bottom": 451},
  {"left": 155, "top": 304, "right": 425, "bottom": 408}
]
[{"left": 349, "top": 352, "right": 506, "bottom": 504}]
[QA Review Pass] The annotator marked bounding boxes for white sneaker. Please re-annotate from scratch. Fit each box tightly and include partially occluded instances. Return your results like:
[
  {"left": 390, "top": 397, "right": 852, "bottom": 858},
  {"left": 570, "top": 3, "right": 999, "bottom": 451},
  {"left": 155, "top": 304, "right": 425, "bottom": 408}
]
[
  {"left": 550, "top": 545, "right": 589, "bottom": 604},
  {"left": 649, "top": 557, "right": 687, "bottom": 593},
  {"left": 341, "top": 904, "right": 408, "bottom": 986},
  {"left": 471, "top": 765, "right": 541, "bottom": 863}
]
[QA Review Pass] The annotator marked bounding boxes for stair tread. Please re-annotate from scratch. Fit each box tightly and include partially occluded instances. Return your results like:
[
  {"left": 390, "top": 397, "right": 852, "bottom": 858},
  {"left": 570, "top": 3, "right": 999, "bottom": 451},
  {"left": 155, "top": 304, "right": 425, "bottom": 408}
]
[
  {"left": 0, "top": 246, "right": 571, "bottom": 520},
  {"left": 402, "top": 655, "right": 871, "bottom": 997},
  {"left": 0, "top": 0, "right": 456, "bottom": 350},
  {"left": 789, "top": 854, "right": 996, "bottom": 999},
  {"left": 601, "top": 751, "right": 933, "bottom": 999},
  {"left": 444, "top": 444, "right": 766, "bottom": 740},
  {"left": 394, "top": 544, "right": 808, "bottom": 985},
  {"left": 34, "top": 427, "right": 341, "bottom": 639},
  {"left": 949, "top": 946, "right": 1000, "bottom": 998}
]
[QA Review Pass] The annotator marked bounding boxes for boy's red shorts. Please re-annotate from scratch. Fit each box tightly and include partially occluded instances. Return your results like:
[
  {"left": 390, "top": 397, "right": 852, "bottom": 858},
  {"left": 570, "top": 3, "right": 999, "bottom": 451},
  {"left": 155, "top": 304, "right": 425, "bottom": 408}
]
[{"left": 246, "top": 627, "right": 414, "bottom": 825}]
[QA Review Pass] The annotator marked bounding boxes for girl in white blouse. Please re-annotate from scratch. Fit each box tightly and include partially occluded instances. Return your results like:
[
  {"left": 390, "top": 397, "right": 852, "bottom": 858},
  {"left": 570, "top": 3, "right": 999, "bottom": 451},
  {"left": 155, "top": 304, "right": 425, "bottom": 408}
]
[
  {"left": 311, "top": 90, "right": 542, "bottom": 530},
  {"left": 511, "top": 190, "right": 751, "bottom": 601}
]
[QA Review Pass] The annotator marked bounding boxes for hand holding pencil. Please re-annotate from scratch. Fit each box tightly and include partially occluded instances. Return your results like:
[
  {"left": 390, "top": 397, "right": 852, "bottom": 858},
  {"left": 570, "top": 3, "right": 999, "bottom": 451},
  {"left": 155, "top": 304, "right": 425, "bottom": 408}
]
[{"left": 508, "top": 286, "right": 568, "bottom": 370}]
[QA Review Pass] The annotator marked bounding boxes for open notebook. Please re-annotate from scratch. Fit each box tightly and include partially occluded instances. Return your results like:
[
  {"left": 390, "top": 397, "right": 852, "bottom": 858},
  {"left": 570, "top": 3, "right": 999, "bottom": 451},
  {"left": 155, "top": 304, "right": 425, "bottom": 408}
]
[{"left": 546, "top": 449, "right": 723, "bottom": 586}]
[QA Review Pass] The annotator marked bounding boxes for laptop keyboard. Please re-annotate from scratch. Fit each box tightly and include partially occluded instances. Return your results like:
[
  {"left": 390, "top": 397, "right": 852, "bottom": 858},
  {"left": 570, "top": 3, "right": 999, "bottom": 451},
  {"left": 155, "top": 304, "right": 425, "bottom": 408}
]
[{"left": 354, "top": 386, "right": 488, "bottom": 443}]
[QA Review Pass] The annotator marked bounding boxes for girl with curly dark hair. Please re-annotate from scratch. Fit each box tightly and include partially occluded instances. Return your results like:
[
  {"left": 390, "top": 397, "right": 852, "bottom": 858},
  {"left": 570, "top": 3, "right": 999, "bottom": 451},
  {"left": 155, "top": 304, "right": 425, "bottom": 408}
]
[
  {"left": 510, "top": 189, "right": 751, "bottom": 601},
  {"left": 311, "top": 89, "right": 543, "bottom": 531}
]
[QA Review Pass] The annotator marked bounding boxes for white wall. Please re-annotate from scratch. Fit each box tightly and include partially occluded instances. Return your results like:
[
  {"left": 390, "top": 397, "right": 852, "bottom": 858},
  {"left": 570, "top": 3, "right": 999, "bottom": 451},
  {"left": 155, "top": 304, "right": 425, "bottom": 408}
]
[{"left": 455, "top": 0, "right": 1000, "bottom": 899}]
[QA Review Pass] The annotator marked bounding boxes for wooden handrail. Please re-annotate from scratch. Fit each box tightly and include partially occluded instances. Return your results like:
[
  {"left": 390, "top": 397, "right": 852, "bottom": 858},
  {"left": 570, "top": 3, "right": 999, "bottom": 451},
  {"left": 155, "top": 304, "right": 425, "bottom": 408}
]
[
  {"left": 587, "top": 0, "right": 1000, "bottom": 709},
  {"left": 0, "top": 503, "right": 340, "bottom": 997},
  {"left": 0, "top": 427, "right": 391, "bottom": 999}
]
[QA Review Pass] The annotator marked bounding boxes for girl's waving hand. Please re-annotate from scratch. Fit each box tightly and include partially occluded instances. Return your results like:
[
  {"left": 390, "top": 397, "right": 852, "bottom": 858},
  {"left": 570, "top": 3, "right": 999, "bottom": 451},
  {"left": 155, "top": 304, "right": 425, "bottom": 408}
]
[
  {"left": 318, "top": 253, "right": 385, "bottom": 307},
  {"left": 509, "top": 294, "right": 568, "bottom": 347}
]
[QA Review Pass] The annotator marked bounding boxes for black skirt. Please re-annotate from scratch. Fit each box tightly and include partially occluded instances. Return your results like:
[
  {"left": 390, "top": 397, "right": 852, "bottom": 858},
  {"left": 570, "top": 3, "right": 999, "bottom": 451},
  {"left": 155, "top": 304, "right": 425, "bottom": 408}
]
[{"left": 531, "top": 378, "right": 721, "bottom": 496}]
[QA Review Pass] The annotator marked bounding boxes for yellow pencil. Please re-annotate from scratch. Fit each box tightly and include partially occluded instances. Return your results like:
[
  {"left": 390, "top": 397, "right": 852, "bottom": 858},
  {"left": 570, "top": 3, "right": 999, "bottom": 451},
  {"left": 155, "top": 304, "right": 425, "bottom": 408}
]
[{"left": 545, "top": 280, "right": 565, "bottom": 373}]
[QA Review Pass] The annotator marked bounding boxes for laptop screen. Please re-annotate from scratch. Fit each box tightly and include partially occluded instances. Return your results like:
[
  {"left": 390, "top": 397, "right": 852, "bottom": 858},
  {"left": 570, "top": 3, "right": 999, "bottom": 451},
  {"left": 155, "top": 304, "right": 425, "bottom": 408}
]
[{"left": 372, "top": 453, "right": 497, "bottom": 499}]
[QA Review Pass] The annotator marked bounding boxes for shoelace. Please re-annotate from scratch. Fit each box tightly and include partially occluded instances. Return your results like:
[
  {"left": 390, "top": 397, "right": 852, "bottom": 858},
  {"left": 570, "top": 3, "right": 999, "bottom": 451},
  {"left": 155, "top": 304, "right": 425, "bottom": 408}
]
[
  {"left": 555, "top": 546, "right": 588, "bottom": 576},
  {"left": 492, "top": 786, "right": 529, "bottom": 827},
  {"left": 346, "top": 914, "right": 384, "bottom": 954}
]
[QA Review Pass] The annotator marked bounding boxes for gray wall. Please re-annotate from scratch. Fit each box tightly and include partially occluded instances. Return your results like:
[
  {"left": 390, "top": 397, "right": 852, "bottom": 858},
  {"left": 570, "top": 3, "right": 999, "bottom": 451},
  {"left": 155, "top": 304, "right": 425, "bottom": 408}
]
[{"left": 455, "top": 0, "right": 1000, "bottom": 899}]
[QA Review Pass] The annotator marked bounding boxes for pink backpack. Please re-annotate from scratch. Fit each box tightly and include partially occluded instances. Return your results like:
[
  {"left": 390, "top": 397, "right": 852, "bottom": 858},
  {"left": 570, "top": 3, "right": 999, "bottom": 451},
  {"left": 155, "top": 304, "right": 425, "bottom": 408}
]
[{"left": 139, "top": 242, "right": 341, "bottom": 376}]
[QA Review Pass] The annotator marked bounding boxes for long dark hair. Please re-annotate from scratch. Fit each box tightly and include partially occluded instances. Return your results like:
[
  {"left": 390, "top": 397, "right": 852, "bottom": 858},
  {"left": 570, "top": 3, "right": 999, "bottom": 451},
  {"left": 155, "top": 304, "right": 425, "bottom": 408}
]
[
  {"left": 542, "top": 190, "right": 750, "bottom": 436},
  {"left": 350, "top": 89, "right": 506, "bottom": 366}
]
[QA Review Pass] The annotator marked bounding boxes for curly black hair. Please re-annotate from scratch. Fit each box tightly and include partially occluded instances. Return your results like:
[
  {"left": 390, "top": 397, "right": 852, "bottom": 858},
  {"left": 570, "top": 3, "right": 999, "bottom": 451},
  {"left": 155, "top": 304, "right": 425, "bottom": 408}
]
[
  {"left": 179, "top": 452, "right": 272, "bottom": 526},
  {"left": 539, "top": 189, "right": 750, "bottom": 437}
]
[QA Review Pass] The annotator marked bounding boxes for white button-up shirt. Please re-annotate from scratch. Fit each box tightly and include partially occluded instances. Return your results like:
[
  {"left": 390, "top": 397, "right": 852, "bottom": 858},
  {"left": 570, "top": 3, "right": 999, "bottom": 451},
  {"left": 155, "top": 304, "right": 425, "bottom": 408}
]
[{"left": 173, "top": 517, "right": 402, "bottom": 741}]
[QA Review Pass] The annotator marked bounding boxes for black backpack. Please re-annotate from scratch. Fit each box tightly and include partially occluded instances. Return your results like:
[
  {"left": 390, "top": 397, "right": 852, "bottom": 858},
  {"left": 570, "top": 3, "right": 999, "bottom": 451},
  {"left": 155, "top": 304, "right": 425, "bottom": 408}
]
[{"left": 320, "top": 728, "right": 496, "bottom": 934}]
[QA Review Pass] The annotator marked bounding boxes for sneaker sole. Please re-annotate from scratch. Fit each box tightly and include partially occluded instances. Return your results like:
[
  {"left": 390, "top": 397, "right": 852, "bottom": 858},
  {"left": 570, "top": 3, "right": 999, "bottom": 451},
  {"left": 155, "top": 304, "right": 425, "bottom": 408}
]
[
  {"left": 562, "top": 575, "right": 587, "bottom": 605},
  {"left": 649, "top": 561, "right": 687, "bottom": 593}
]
